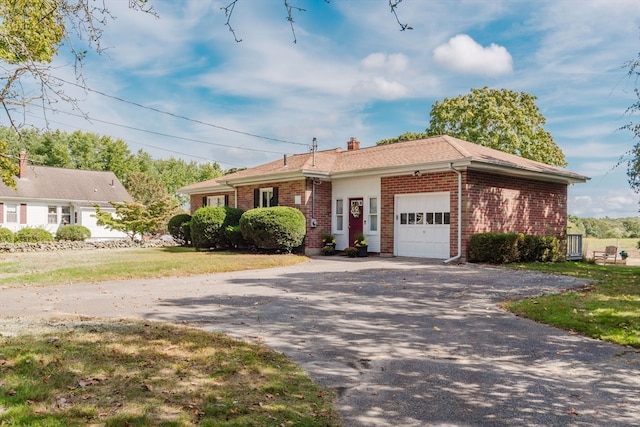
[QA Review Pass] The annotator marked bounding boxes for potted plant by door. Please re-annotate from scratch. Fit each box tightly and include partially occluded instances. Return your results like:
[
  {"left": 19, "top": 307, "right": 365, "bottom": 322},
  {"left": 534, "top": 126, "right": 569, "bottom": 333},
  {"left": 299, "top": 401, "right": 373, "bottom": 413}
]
[
  {"left": 321, "top": 232, "right": 336, "bottom": 255},
  {"left": 354, "top": 232, "right": 368, "bottom": 257}
]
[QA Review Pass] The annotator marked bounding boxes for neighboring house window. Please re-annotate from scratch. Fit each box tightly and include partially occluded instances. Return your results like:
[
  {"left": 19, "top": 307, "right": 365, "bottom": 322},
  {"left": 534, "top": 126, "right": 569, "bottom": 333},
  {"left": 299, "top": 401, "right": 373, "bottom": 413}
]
[
  {"left": 61, "top": 206, "right": 71, "bottom": 225},
  {"left": 6, "top": 204, "right": 17, "bottom": 223},
  {"left": 48, "top": 206, "right": 58, "bottom": 224},
  {"left": 254, "top": 187, "right": 278, "bottom": 208},
  {"left": 335, "top": 199, "right": 343, "bottom": 231},
  {"left": 368, "top": 197, "right": 378, "bottom": 232},
  {"left": 207, "top": 196, "right": 226, "bottom": 207}
]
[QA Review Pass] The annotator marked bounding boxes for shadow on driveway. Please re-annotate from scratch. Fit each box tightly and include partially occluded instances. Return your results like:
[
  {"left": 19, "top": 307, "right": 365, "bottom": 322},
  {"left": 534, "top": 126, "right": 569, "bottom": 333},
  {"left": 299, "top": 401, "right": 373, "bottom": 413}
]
[{"left": 1, "top": 257, "right": 639, "bottom": 426}]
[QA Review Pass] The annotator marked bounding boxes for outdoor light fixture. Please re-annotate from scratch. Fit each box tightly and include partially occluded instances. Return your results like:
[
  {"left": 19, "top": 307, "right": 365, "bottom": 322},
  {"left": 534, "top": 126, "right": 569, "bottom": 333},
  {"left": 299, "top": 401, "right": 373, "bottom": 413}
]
[{"left": 413, "top": 170, "right": 422, "bottom": 177}]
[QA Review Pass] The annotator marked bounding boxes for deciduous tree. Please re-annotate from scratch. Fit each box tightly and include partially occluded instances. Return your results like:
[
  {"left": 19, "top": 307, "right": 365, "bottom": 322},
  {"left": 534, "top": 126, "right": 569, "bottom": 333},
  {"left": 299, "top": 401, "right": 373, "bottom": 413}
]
[{"left": 379, "top": 87, "right": 567, "bottom": 167}]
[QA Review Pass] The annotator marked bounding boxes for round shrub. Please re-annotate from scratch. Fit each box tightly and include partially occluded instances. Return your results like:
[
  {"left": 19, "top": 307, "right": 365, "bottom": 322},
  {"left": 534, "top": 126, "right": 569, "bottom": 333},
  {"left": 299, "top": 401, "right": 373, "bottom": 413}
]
[
  {"left": 168, "top": 213, "right": 192, "bottom": 246},
  {"left": 240, "top": 207, "right": 306, "bottom": 253},
  {"left": 15, "top": 227, "right": 54, "bottom": 243},
  {"left": 224, "top": 225, "right": 246, "bottom": 248},
  {"left": 190, "top": 206, "right": 244, "bottom": 251},
  {"left": 55, "top": 225, "right": 91, "bottom": 241},
  {"left": 0, "top": 227, "right": 14, "bottom": 243}
]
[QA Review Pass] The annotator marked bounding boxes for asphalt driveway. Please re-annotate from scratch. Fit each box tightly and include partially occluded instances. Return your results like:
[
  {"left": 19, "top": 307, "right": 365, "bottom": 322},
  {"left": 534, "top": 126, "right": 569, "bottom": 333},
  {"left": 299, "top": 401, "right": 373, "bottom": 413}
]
[{"left": 1, "top": 257, "right": 639, "bottom": 426}]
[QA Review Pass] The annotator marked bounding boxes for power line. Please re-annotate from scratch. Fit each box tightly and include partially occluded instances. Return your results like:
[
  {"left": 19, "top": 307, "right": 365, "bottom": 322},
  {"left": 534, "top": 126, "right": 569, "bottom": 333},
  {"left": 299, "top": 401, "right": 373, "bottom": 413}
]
[
  {"left": 31, "top": 109, "right": 289, "bottom": 156},
  {"left": 24, "top": 113, "right": 247, "bottom": 167},
  {"left": 55, "top": 77, "right": 310, "bottom": 147}
]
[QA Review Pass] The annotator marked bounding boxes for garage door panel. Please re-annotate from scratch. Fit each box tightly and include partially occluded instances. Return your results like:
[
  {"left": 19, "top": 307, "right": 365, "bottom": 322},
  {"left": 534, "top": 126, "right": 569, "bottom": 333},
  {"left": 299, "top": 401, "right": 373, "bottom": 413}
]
[{"left": 396, "top": 193, "right": 450, "bottom": 259}]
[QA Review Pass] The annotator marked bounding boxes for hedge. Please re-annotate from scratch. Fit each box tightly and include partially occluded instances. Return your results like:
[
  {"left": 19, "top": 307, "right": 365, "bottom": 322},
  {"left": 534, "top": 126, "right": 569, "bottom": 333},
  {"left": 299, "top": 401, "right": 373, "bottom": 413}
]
[
  {"left": 55, "top": 225, "right": 91, "bottom": 241},
  {"left": 15, "top": 228, "right": 54, "bottom": 243},
  {"left": 239, "top": 207, "right": 306, "bottom": 253},
  {"left": 468, "top": 232, "right": 562, "bottom": 263},
  {"left": 168, "top": 213, "right": 192, "bottom": 246},
  {"left": 190, "top": 206, "right": 244, "bottom": 250}
]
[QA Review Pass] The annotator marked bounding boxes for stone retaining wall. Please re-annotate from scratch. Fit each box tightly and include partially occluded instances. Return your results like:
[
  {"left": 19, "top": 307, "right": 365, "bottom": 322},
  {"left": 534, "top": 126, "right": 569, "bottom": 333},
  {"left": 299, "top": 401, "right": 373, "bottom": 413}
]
[{"left": 0, "top": 239, "right": 178, "bottom": 253}]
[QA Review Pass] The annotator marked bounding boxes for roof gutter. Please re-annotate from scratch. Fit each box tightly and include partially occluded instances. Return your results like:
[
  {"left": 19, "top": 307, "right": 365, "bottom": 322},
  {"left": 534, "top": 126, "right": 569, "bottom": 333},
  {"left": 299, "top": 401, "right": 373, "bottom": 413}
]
[{"left": 444, "top": 162, "right": 462, "bottom": 264}]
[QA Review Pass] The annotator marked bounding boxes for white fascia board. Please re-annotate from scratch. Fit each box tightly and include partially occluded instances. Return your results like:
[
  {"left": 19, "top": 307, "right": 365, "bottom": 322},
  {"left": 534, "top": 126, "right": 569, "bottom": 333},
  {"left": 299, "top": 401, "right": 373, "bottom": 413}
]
[
  {"left": 330, "top": 161, "right": 472, "bottom": 179},
  {"left": 468, "top": 161, "right": 589, "bottom": 184}
]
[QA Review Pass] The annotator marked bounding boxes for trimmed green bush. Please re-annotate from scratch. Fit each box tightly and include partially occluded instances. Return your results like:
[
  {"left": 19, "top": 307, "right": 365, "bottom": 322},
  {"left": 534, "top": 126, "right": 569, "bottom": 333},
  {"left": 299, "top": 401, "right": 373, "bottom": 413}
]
[
  {"left": 190, "top": 206, "right": 244, "bottom": 251},
  {"left": 55, "top": 225, "right": 91, "bottom": 241},
  {"left": 240, "top": 207, "right": 306, "bottom": 253},
  {"left": 469, "top": 232, "right": 562, "bottom": 263},
  {"left": 168, "top": 213, "right": 192, "bottom": 246},
  {"left": 0, "top": 227, "right": 14, "bottom": 243},
  {"left": 224, "top": 225, "right": 246, "bottom": 248},
  {"left": 15, "top": 227, "right": 54, "bottom": 243}
]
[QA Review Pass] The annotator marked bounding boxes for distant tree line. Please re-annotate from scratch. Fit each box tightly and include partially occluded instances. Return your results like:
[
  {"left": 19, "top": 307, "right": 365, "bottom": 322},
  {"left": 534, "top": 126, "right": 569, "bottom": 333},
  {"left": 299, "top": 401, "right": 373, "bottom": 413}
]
[
  {"left": 568, "top": 215, "right": 640, "bottom": 239},
  {"left": 0, "top": 127, "right": 223, "bottom": 206}
]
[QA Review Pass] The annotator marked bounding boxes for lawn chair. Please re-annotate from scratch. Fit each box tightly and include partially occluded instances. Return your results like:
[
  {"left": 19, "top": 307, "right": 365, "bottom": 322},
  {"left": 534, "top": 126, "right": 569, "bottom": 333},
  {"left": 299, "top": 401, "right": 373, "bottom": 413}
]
[{"left": 593, "top": 246, "right": 618, "bottom": 264}]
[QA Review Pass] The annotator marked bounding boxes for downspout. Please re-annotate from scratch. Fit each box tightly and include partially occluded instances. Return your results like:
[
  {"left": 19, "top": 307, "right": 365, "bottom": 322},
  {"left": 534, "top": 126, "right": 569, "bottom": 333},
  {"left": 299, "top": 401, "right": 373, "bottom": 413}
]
[{"left": 444, "top": 162, "right": 462, "bottom": 264}]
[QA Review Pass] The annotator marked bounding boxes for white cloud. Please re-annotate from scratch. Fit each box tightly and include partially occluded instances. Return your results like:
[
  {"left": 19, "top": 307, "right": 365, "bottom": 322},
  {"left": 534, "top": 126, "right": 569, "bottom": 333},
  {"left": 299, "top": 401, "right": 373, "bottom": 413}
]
[
  {"left": 433, "top": 34, "right": 513, "bottom": 77},
  {"left": 351, "top": 77, "right": 410, "bottom": 100},
  {"left": 360, "top": 53, "right": 409, "bottom": 73}
]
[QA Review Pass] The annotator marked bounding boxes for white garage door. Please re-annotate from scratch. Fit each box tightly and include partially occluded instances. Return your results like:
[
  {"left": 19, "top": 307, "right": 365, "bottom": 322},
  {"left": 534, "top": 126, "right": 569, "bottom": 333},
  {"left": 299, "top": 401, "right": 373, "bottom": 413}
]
[{"left": 395, "top": 192, "right": 450, "bottom": 258}]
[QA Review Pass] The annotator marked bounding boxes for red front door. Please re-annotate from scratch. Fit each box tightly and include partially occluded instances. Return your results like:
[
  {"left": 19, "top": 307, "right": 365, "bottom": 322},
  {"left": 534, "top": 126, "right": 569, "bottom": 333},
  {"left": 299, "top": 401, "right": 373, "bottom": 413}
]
[{"left": 348, "top": 198, "right": 364, "bottom": 246}]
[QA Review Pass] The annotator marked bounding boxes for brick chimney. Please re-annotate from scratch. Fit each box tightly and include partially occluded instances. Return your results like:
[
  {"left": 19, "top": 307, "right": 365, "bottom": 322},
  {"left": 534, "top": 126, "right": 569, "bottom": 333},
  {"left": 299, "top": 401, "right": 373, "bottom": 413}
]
[
  {"left": 19, "top": 151, "right": 27, "bottom": 178},
  {"left": 347, "top": 137, "right": 360, "bottom": 151}
]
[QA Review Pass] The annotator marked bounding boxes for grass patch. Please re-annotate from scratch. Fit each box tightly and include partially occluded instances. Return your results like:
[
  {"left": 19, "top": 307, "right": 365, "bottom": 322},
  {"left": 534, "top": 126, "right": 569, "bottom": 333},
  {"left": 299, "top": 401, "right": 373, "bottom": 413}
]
[
  {"left": 0, "top": 247, "right": 308, "bottom": 288},
  {"left": 0, "top": 319, "right": 341, "bottom": 426},
  {"left": 504, "top": 262, "right": 640, "bottom": 347}
]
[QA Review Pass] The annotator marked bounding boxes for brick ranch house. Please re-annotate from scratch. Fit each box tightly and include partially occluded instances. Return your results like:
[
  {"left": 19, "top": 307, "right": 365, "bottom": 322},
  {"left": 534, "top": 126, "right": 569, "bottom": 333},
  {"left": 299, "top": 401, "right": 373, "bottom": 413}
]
[{"left": 179, "top": 135, "right": 588, "bottom": 261}]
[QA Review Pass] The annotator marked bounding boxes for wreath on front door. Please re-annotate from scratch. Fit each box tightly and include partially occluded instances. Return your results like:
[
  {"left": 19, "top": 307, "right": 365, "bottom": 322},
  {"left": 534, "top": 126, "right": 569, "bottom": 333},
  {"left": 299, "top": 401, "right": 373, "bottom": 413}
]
[{"left": 350, "top": 200, "right": 362, "bottom": 218}]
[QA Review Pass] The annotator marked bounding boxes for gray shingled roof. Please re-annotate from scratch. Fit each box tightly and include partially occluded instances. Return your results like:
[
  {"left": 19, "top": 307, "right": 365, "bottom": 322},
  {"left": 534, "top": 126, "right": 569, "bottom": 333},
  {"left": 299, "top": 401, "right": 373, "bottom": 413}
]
[{"left": 0, "top": 165, "right": 133, "bottom": 204}]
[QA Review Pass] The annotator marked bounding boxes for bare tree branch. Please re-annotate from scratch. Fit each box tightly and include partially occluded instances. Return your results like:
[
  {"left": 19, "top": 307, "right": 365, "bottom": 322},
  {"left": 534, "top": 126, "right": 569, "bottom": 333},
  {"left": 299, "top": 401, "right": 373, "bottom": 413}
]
[{"left": 389, "top": 0, "right": 412, "bottom": 31}]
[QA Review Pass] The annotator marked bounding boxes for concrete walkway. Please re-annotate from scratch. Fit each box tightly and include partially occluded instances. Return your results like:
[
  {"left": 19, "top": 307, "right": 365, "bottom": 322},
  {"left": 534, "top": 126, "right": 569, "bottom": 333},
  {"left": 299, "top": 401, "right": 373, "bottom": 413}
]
[{"left": 1, "top": 257, "right": 639, "bottom": 426}]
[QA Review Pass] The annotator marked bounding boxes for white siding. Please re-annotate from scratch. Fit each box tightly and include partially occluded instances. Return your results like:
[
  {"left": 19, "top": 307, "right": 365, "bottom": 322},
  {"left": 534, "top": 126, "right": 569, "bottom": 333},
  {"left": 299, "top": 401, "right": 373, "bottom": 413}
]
[{"left": 331, "top": 176, "right": 381, "bottom": 252}]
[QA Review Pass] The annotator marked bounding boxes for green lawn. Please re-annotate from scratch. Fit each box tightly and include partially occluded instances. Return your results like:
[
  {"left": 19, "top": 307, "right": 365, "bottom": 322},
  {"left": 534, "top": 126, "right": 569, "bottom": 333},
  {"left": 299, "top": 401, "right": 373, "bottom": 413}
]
[
  {"left": 0, "top": 320, "right": 341, "bottom": 426},
  {"left": 504, "top": 261, "right": 640, "bottom": 347},
  {"left": 0, "top": 246, "right": 309, "bottom": 288},
  {"left": 0, "top": 247, "right": 341, "bottom": 426}
]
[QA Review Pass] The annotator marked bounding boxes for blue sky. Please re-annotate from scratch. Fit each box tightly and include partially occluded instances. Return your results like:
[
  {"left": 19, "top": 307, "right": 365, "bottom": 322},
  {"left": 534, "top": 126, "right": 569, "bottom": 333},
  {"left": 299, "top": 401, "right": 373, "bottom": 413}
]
[{"left": 35, "top": 0, "right": 640, "bottom": 218}]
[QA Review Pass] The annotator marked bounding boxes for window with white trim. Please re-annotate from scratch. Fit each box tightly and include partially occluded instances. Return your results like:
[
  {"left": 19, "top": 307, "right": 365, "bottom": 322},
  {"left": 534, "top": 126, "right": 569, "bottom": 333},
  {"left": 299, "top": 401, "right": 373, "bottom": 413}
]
[
  {"left": 61, "top": 206, "right": 71, "bottom": 225},
  {"left": 6, "top": 204, "right": 17, "bottom": 223},
  {"left": 48, "top": 206, "right": 58, "bottom": 224},
  {"left": 260, "top": 188, "right": 274, "bottom": 207},
  {"left": 368, "top": 197, "right": 378, "bottom": 232},
  {"left": 335, "top": 199, "right": 343, "bottom": 231},
  {"left": 207, "top": 195, "right": 226, "bottom": 207}
]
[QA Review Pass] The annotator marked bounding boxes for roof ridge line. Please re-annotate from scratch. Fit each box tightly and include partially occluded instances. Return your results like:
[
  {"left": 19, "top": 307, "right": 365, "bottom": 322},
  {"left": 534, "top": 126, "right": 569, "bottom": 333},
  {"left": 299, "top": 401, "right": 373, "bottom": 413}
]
[{"left": 441, "top": 135, "right": 473, "bottom": 158}]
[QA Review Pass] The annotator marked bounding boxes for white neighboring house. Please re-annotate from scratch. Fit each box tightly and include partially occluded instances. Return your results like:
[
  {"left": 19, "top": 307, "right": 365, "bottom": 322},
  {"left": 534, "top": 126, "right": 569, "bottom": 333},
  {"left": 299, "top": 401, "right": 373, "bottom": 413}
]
[{"left": 0, "top": 152, "right": 134, "bottom": 240}]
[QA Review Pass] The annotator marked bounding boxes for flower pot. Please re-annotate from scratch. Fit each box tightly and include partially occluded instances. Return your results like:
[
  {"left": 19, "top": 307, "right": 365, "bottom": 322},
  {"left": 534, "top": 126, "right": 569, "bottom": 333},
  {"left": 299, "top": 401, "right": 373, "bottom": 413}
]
[{"left": 356, "top": 245, "right": 368, "bottom": 257}]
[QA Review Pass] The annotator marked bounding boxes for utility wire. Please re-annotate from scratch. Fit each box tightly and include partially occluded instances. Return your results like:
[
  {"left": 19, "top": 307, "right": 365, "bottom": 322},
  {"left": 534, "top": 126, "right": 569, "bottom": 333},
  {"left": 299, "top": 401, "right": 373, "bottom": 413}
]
[
  {"left": 24, "top": 113, "right": 247, "bottom": 167},
  {"left": 55, "top": 77, "right": 310, "bottom": 147},
  {"left": 31, "top": 109, "right": 289, "bottom": 156}
]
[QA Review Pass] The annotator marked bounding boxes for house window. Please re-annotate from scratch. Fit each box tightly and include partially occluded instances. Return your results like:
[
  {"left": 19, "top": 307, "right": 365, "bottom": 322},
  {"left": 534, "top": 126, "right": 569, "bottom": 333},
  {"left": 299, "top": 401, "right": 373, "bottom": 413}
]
[
  {"left": 368, "top": 197, "right": 378, "bottom": 232},
  {"left": 6, "top": 204, "right": 17, "bottom": 223},
  {"left": 260, "top": 188, "right": 273, "bottom": 207},
  {"left": 61, "top": 206, "right": 71, "bottom": 225},
  {"left": 335, "top": 199, "right": 343, "bottom": 231},
  {"left": 207, "top": 196, "right": 226, "bottom": 207},
  {"left": 48, "top": 206, "right": 58, "bottom": 224}
]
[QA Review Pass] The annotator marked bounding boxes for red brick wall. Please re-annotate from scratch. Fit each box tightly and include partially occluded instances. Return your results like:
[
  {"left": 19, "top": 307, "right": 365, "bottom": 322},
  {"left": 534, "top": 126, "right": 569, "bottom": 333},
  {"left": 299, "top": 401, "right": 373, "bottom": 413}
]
[
  {"left": 189, "top": 179, "right": 332, "bottom": 252},
  {"left": 381, "top": 171, "right": 460, "bottom": 257},
  {"left": 381, "top": 170, "right": 568, "bottom": 260},
  {"left": 463, "top": 170, "right": 567, "bottom": 256}
]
